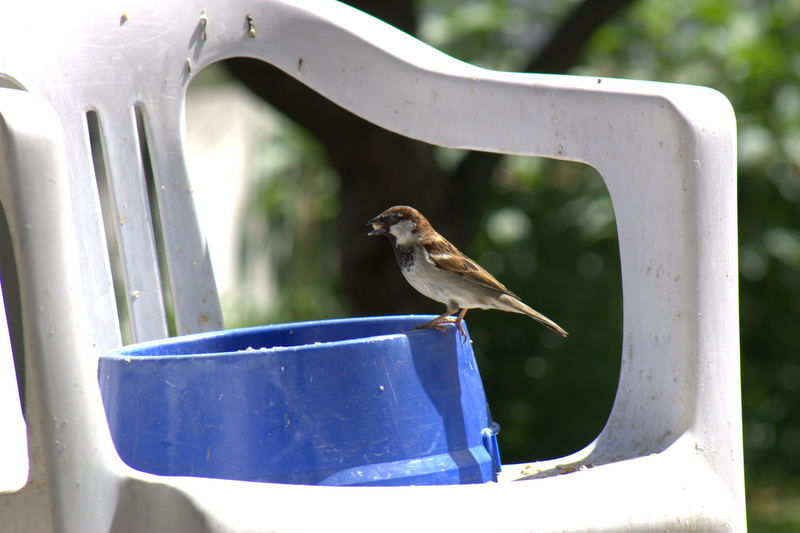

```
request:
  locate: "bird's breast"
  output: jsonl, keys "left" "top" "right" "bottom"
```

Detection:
{"left": 394, "top": 245, "right": 415, "bottom": 271}
{"left": 398, "top": 245, "right": 490, "bottom": 308}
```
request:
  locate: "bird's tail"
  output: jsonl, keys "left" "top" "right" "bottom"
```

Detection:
{"left": 498, "top": 294, "right": 568, "bottom": 337}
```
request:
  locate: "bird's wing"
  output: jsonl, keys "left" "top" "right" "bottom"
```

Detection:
{"left": 423, "top": 236, "right": 518, "bottom": 297}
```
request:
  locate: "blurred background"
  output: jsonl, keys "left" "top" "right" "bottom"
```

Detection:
{"left": 184, "top": 0, "right": 799, "bottom": 530}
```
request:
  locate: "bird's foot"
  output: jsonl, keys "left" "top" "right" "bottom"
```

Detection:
{"left": 414, "top": 313, "right": 468, "bottom": 342}
{"left": 454, "top": 320, "right": 468, "bottom": 343}
{"left": 415, "top": 313, "right": 458, "bottom": 338}
{"left": 414, "top": 318, "right": 451, "bottom": 337}
{"left": 453, "top": 308, "right": 469, "bottom": 342}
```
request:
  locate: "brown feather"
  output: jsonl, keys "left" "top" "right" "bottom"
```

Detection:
{"left": 423, "top": 236, "right": 519, "bottom": 298}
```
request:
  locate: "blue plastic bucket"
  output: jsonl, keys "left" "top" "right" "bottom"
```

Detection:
{"left": 98, "top": 315, "right": 500, "bottom": 486}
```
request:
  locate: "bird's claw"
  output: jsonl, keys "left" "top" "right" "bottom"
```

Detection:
{"left": 414, "top": 319, "right": 468, "bottom": 343}
{"left": 455, "top": 324, "right": 468, "bottom": 343}
{"left": 414, "top": 322, "right": 448, "bottom": 337}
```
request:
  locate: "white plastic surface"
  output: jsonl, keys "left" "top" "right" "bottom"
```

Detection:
{"left": 0, "top": 0, "right": 743, "bottom": 531}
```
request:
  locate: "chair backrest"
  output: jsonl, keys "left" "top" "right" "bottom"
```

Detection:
{"left": 1, "top": 3, "right": 225, "bottom": 349}
{"left": 0, "top": 1, "right": 744, "bottom": 532}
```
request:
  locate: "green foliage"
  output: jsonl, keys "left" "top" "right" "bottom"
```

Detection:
{"left": 467, "top": 160, "right": 622, "bottom": 460}
{"left": 233, "top": 118, "right": 344, "bottom": 326}
{"left": 416, "top": 0, "right": 582, "bottom": 69}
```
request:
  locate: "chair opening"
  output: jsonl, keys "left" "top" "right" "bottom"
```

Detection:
{"left": 86, "top": 110, "right": 131, "bottom": 344}
{"left": 0, "top": 74, "right": 25, "bottom": 90}
{"left": 458, "top": 156, "right": 622, "bottom": 466}
{"left": 184, "top": 62, "right": 622, "bottom": 468}
{"left": 87, "top": 108, "right": 179, "bottom": 343}
{"left": 134, "top": 106, "right": 177, "bottom": 337}
{"left": 0, "top": 204, "right": 29, "bottom": 491}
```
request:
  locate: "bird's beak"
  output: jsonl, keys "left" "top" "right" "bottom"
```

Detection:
{"left": 367, "top": 216, "right": 387, "bottom": 236}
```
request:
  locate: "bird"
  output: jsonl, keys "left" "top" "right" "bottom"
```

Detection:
{"left": 367, "top": 205, "right": 568, "bottom": 340}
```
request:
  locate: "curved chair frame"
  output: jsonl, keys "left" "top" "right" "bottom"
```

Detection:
{"left": 0, "top": 1, "right": 743, "bottom": 531}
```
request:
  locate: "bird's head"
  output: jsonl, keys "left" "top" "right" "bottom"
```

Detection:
{"left": 367, "top": 205, "right": 430, "bottom": 246}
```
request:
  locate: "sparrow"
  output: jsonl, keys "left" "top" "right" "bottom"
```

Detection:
{"left": 367, "top": 205, "right": 568, "bottom": 340}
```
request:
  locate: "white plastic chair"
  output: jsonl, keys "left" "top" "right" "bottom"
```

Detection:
{"left": 0, "top": 0, "right": 744, "bottom": 531}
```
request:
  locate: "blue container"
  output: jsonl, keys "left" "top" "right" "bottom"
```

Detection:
{"left": 98, "top": 315, "right": 500, "bottom": 486}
